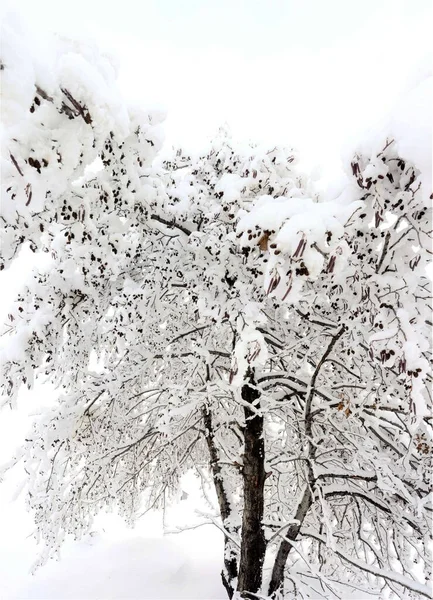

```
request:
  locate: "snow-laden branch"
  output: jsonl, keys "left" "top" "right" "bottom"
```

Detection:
{"left": 302, "top": 529, "right": 433, "bottom": 599}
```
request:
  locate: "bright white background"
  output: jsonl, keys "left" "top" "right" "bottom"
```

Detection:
{"left": 0, "top": 1, "right": 431, "bottom": 597}
{"left": 5, "top": 0, "right": 432, "bottom": 166}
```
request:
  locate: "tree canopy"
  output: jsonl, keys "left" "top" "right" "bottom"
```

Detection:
{"left": 1, "top": 18, "right": 432, "bottom": 600}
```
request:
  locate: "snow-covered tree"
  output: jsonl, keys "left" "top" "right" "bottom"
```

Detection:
{"left": 1, "top": 18, "right": 432, "bottom": 600}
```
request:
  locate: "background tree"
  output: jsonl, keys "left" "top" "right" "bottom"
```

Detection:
{"left": 1, "top": 20, "right": 432, "bottom": 600}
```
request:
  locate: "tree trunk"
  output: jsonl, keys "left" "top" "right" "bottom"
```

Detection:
{"left": 202, "top": 406, "right": 238, "bottom": 598}
{"left": 237, "top": 375, "right": 266, "bottom": 597}
{"left": 268, "top": 486, "right": 312, "bottom": 596}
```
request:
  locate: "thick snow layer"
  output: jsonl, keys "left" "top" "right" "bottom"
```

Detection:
{"left": 390, "top": 76, "right": 432, "bottom": 201}
{"left": 342, "top": 72, "right": 432, "bottom": 202}
{"left": 0, "top": 471, "right": 225, "bottom": 599}
{"left": 3, "top": 534, "right": 224, "bottom": 599}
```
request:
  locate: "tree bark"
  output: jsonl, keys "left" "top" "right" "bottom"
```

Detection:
{"left": 268, "top": 486, "right": 312, "bottom": 596}
{"left": 237, "top": 374, "right": 266, "bottom": 597}
{"left": 202, "top": 406, "right": 238, "bottom": 598}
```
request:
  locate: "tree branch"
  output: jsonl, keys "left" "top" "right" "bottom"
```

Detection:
{"left": 150, "top": 214, "right": 192, "bottom": 236}
{"left": 301, "top": 529, "right": 432, "bottom": 599}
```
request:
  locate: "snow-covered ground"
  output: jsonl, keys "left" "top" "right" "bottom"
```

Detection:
{"left": 0, "top": 397, "right": 225, "bottom": 599}
{"left": 0, "top": 463, "right": 225, "bottom": 599}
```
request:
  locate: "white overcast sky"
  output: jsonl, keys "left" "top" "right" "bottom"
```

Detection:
{"left": 7, "top": 0, "right": 432, "bottom": 176}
